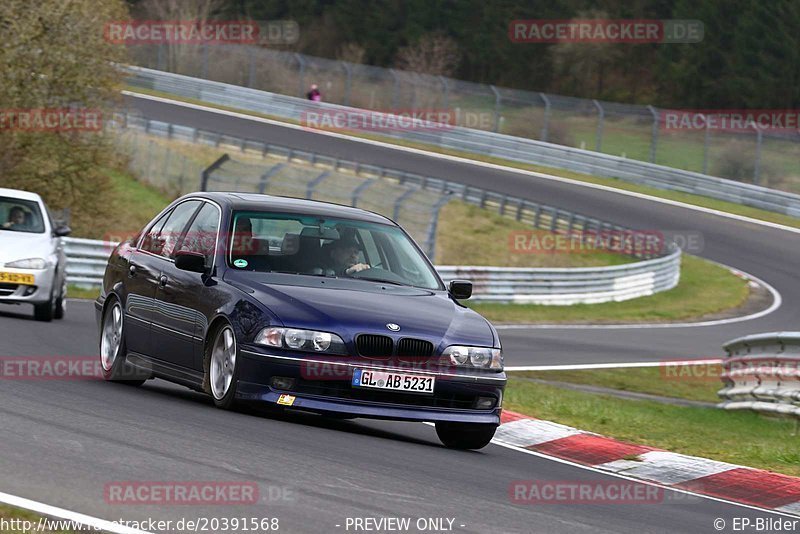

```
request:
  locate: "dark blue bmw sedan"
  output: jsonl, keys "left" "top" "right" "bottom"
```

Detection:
{"left": 96, "top": 192, "right": 506, "bottom": 449}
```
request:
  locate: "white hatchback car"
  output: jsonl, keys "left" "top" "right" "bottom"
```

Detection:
{"left": 0, "top": 188, "right": 71, "bottom": 321}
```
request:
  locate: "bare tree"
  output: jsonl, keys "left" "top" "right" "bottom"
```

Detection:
{"left": 394, "top": 34, "right": 460, "bottom": 76}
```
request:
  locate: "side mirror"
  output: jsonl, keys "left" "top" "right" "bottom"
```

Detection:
{"left": 54, "top": 225, "right": 71, "bottom": 237}
{"left": 449, "top": 280, "right": 472, "bottom": 300}
{"left": 175, "top": 251, "right": 208, "bottom": 274}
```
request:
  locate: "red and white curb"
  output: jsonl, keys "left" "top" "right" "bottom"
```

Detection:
{"left": 496, "top": 410, "right": 800, "bottom": 515}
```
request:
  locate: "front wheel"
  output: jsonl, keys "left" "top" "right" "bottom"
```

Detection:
{"left": 33, "top": 290, "right": 55, "bottom": 322}
{"left": 435, "top": 422, "right": 497, "bottom": 450}
{"left": 206, "top": 324, "right": 240, "bottom": 410}
{"left": 54, "top": 277, "right": 66, "bottom": 320}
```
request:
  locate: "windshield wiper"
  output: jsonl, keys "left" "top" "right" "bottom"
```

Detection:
{"left": 353, "top": 276, "right": 407, "bottom": 287}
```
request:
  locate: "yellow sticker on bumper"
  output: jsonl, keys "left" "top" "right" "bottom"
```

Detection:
{"left": 277, "top": 394, "right": 296, "bottom": 406}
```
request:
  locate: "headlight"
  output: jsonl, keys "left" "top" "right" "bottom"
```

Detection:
{"left": 443, "top": 345, "right": 503, "bottom": 370}
{"left": 255, "top": 327, "right": 346, "bottom": 354}
{"left": 6, "top": 258, "right": 47, "bottom": 269}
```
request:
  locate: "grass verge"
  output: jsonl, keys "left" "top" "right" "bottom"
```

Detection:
{"left": 468, "top": 254, "right": 750, "bottom": 324}
{"left": 0, "top": 504, "right": 79, "bottom": 533}
{"left": 505, "top": 377, "right": 800, "bottom": 476}
{"left": 516, "top": 365, "right": 723, "bottom": 403}
{"left": 127, "top": 86, "right": 800, "bottom": 230}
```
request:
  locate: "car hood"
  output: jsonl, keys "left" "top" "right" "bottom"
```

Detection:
{"left": 0, "top": 232, "right": 54, "bottom": 265}
{"left": 227, "top": 272, "right": 496, "bottom": 348}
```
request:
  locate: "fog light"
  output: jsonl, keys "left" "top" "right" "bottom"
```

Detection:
{"left": 270, "top": 377, "right": 296, "bottom": 390}
{"left": 474, "top": 396, "right": 496, "bottom": 409}
{"left": 24, "top": 286, "right": 37, "bottom": 296}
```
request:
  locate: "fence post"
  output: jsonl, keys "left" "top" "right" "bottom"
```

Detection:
{"left": 593, "top": 99, "right": 604, "bottom": 152}
{"left": 752, "top": 122, "right": 763, "bottom": 185}
{"left": 439, "top": 76, "right": 449, "bottom": 110}
{"left": 200, "top": 154, "right": 230, "bottom": 192}
{"left": 306, "top": 170, "right": 331, "bottom": 199}
{"left": 702, "top": 113, "right": 710, "bottom": 175}
{"left": 295, "top": 53, "right": 307, "bottom": 97}
{"left": 539, "top": 93, "right": 551, "bottom": 141}
{"left": 425, "top": 193, "right": 453, "bottom": 261}
{"left": 247, "top": 47, "right": 256, "bottom": 88}
{"left": 390, "top": 69, "right": 399, "bottom": 109}
{"left": 648, "top": 105, "right": 659, "bottom": 163}
{"left": 341, "top": 61, "right": 352, "bottom": 106}
{"left": 392, "top": 188, "right": 418, "bottom": 221}
{"left": 351, "top": 178, "right": 376, "bottom": 207}
{"left": 201, "top": 43, "right": 209, "bottom": 79}
{"left": 490, "top": 85, "right": 501, "bottom": 133}
{"left": 157, "top": 42, "right": 166, "bottom": 71}
{"left": 258, "top": 163, "right": 286, "bottom": 194}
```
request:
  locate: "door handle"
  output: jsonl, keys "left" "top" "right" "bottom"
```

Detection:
{"left": 159, "top": 274, "right": 168, "bottom": 287}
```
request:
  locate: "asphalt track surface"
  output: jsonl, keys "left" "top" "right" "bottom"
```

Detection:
{"left": 0, "top": 94, "right": 797, "bottom": 533}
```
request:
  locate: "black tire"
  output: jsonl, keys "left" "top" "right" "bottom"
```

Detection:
{"left": 33, "top": 290, "right": 55, "bottom": 322}
{"left": 435, "top": 422, "right": 498, "bottom": 450}
{"left": 54, "top": 277, "right": 66, "bottom": 320}
{"left": 99, "top": 299, "right": 146, "bottom": 386}
{"left": 204, "top": 323, "right": 240, "bottom": 410}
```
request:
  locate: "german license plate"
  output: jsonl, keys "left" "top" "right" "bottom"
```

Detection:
{"left": 352, "top": 369, "right": 435, "bottom": 394}
{"left": 0, "top": 271, "right": 34, "bottom": 285}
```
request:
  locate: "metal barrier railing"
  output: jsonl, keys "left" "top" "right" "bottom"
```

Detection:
{"left": 718, "top": 333, "right": 800, "bottom": 418}
{"left": 123, "top": 65, "right": 800, "bottom": 218}
{"left": 66, "top": 238, "right": 680, "bottom": 305}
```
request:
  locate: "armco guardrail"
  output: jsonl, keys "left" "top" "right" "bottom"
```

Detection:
{"left": 717, "top": 333, "right": 800, "bottom": 417}
{"left": 126, "top": 66, "right": 800, "bottom": 218}
{"left": 65, "top": 238, "right": 680, "bottom": 305}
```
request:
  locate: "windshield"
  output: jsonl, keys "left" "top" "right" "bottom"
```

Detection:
{"left": 228, "top": 211, "right": 443, "bottom": 290}
{"left": 0, "top": 197, "right": 45, "bottom": 234}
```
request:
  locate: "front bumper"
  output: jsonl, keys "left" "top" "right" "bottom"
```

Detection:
{"left": 237, "top": 347, "right": 506, "bottom": 424}
{"left": 0, "top": 266, "right": 56, "bottom": 305}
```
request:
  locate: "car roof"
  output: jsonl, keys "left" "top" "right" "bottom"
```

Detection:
{"left": 189, "top": 192, "right": 395, "bottom": 225}
{"left": 0, "top": 188, "right": 44, "bottom": 203}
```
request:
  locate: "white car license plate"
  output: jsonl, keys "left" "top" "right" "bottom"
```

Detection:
{"left": 352, "top": 369, "right": 435, "bottom": 395}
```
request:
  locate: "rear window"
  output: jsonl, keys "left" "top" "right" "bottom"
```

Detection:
{"left": 0, "top": 197, "right": 45, "bottom": 234}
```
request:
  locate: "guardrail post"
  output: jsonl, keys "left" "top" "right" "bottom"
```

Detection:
{"left": 593, "top": 99, "right": 604, "bottom": 152}
{"left": 157, "top": 42, "right": 166, "bottom": 71}
{"left": 539, "top": 93, "right": 551, "bottom": 141}
{"left": 351, "top": 178, "right": 375, "bottom": 207}
{"left": 490, "top": 85, "right": 501, "bottom": 133}
{"left": 201, "top": 43, "right": 209, "bottom": 79}
{"left": 392, "top": 188, "right": 418, "bottom": 221}
{"left": 341, "top": 61, "right": 352, "bottom": 106}
{"left": 390, "top": 69, "right": 399, "bottom": 109}
{"left": 247, "top": 47, "right": 256, "bottom": 88}
{"left": 200, "top": 154, "right": 230, "bottom": 192}
{"left": 648, "top": 105, "right": 659, "bottom": 163}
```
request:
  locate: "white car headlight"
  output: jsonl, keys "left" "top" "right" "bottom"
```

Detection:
{"left": 443, "top": 345, "right": 503, "bottom": 370}
{"left": 6, "top": 258, "right": 47, "bottom": 270}
{"left": 255, "top": 327, "right": 346, "bottom": 354}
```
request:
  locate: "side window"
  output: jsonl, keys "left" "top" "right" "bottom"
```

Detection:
{"left": 177, "top": 203, "right": 220, "bottom": 267}
{"left": 142, "top": 201, "right": 201, "bottom": 258}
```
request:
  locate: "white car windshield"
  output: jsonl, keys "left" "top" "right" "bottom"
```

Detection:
{"left": 0, "top": 197, "right": 45, "bottom": 234}
{"left": 228, "top": 211, "right": 443, "bottom": 290}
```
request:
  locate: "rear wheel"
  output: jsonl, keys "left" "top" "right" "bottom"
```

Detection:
{"left": 435, "top": 422, "right": 497, "bottom": 450}
{"left": 206, "top": 324, "right": 239, "bottom": 410}
{"left": 100, "top": 300, "right": 145, "bottom": 385}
